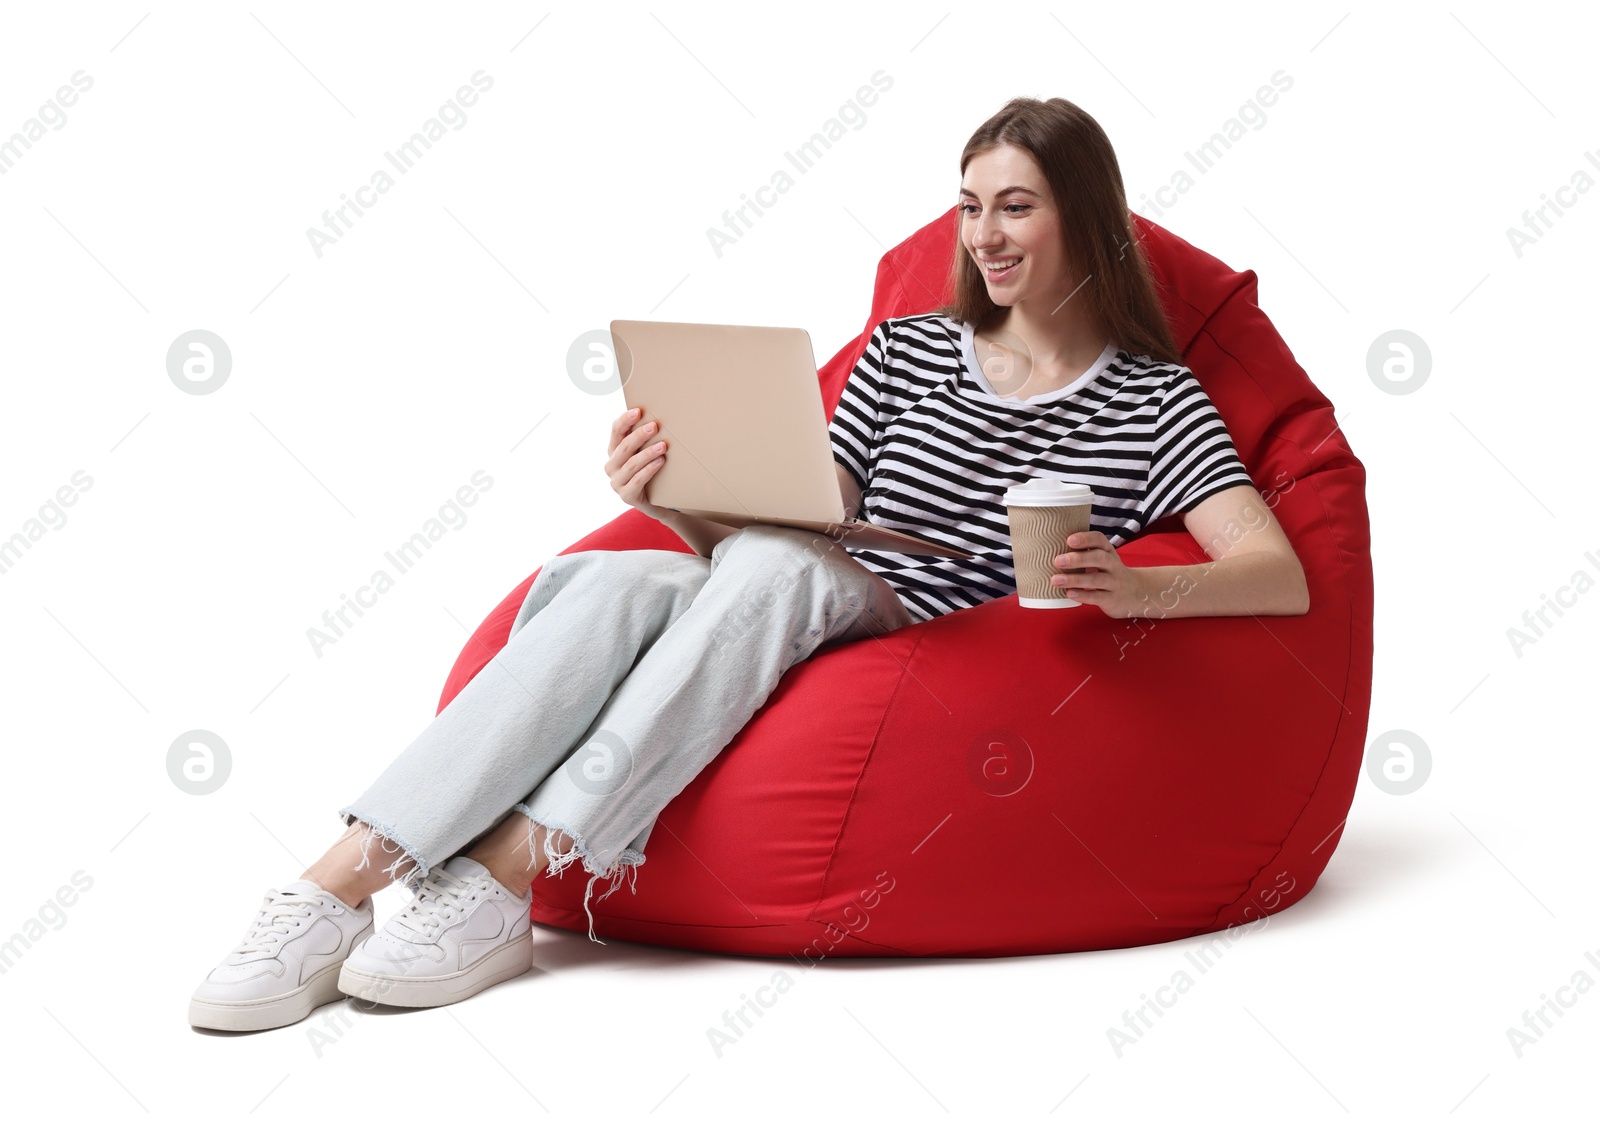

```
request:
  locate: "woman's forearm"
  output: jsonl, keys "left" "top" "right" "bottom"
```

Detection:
{"left": 652, "top": 508, "right": 742, "bottom": 559}
{"left": 1132, "top": 551, "right": 1310, "bottom": 618}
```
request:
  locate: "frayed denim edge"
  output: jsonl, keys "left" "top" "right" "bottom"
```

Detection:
{"left": 336, "top": 807, "right": 429, "bottom": 894}
{"left": 511, "top": 802, "right": 646, "bottom": 945}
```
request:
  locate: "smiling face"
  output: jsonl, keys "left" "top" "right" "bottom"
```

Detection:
{"left": 958, "top": 143, "right": 1074, "bottom": 309}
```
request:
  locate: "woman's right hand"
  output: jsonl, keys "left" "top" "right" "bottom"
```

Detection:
{"left": 606, "top": 406, "right": 669, "bottom": 517}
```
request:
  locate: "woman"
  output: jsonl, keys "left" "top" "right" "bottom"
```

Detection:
{"left": 189, "top": 96, "right": 1307, "bottom": 1033}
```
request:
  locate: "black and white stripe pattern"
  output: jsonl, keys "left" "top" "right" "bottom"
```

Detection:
{"left": 828, "top": 313, "right": 1256, "bottom": 624}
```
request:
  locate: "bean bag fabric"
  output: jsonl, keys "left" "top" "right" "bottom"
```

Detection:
{"left": 437, "top": 209, "right": 1373, "bottom": 957}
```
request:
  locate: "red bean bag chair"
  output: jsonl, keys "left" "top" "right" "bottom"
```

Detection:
{"left": 437, "top": 208, "right": 1373, "bottom": 957}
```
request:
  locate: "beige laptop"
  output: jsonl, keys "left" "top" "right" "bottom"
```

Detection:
{"left": 610, "top": 319, "right": 975, "bottom": 559}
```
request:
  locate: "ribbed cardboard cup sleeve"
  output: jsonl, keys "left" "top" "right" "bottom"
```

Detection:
{"left": 1007, "top": 503, "right": 1093, "bottom": 607}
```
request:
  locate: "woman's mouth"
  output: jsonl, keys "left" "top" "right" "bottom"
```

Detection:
{"left": 981, "top": 256, "right": 1022, "bottom": 282}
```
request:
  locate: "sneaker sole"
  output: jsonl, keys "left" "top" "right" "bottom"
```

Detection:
{"left": 337, "top": 930, "right": 534, "bottom": 1009}
{"left": 189, "top": 958, "right": 350, "bottom": 1032}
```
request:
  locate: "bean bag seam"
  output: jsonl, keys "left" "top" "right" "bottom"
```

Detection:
{"left": 883, "top": 242, "right": 945, "bottom": 318}
{"left": 1185, "top": 299, "right": 1293, "bottom": 419}
{"left": 1132, "top": 212, "right": 1256, "bottom": 346}
{"left": 1194, "top": 433, "right": 1364, "bottom": 934}
{"left": 1169, "top": 287, "right": 1368, "bottom": 935}
{"left": 1176, "top": 299, "right": 1368, "bottom": 933}
{"left": 796, "top": 926, "right": 916, "bottom": 957}
{"left": 804, "top": 624, "right": 932, "bottom": 924}
{"left": 1151, "top": 265, "right": 1252, "bottom": 358}
{"left": 528, "top": 896, "right": 918, "bottom": 954}
{"left": 1192, "top": 320, "right": 1370, "bottom": 577}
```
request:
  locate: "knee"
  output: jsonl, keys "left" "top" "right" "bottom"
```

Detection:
{"left": 517, "top": 548, "right": 707, "bottom": 631}
{"left": 551, "top": 547, "right": 706, "bottom": 587}
{"left": 713, "top": 524, "right": 839, "bottom": 575}
{"left": 721, "top": 528, "right": 871, "bottom": 605}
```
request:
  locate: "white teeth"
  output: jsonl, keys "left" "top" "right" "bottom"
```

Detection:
{"left": 984, "top": 258, "right": 1021, "bottom": 271}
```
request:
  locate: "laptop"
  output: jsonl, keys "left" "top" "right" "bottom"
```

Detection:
{"left": 610, "top": 319, "right": 975, "bottom": 559}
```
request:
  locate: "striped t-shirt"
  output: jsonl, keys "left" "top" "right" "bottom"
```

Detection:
{"left": 827, "top": 313, "right": 1256, "bottom": 624}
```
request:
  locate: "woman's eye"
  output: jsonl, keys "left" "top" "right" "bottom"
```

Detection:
{"left": 959, "top": 203, "right": 1030, "bottom": 215}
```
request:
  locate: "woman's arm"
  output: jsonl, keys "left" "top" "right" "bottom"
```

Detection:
{"left": 607, "top": 405, "right": 742, "bottom": 558}
{"left": 657, "top": 464, "right": 857, "bottom": 558}
{"left": 1053, "top": 484, "right": 1310, "bottom": 619}
{"left": 645, "top": 463, "right": 857, "bottom": 559}
{"left": 652, "top": 508, "right": 742, "bottom": 559}
{"left": 836, "top": 460, "right": 864, "bottom": 522}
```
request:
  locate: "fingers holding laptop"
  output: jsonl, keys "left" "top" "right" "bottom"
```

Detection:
{"left": 607, "top": 406, "right": 669, "bottom": 516}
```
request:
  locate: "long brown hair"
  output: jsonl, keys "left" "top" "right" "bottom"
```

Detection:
{"left": 934, "top": 97, "right": 1179, "bottom": 364}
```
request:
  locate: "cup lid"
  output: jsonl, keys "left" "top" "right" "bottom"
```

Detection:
{"left": 1003, "top": 476, "right": 1093, "bottom": 506}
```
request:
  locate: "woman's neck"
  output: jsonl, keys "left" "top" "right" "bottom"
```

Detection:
{"left": 988, "top": 300, "right": 1109, "bottom": 374}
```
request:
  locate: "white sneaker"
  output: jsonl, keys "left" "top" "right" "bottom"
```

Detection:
{"left": 338, "top": 856, "right": 533, "bottom": 1009}
{"left": 189, "top": 879, "right": 374, "bottom": 1032}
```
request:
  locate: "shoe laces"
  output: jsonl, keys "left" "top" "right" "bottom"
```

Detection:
{"left": 234, "top": 888, "right": 330, "bottom": 957}
{"left": 392, "top": 867, "right": 493, "bottom": 942}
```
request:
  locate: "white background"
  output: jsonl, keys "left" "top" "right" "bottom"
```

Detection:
{"left": 0, "top": 1, "right": 1594, "bottom": 1122}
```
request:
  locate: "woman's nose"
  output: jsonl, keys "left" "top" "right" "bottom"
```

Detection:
{"left": 972, "top": 212, "right": 1001, "bottom": 250}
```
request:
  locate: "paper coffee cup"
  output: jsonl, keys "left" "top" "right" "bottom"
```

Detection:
{"left": 1004, "top": 477, "right": 1095, "bottom": 609}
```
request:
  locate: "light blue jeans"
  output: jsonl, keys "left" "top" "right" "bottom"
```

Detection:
{"left": 336, "top": 523, "right": 914, "bottom": 942}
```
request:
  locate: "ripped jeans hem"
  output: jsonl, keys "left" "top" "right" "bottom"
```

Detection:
{"left": 336, "top": 807, "right": 430, "bottom": 894}
{"left": 511, "top": 803, "right": 646, "bottom": 946}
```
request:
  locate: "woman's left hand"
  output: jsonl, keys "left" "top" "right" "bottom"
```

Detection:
{"left": 1052, "top": 532, "right": 1149, "bottom": 619}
